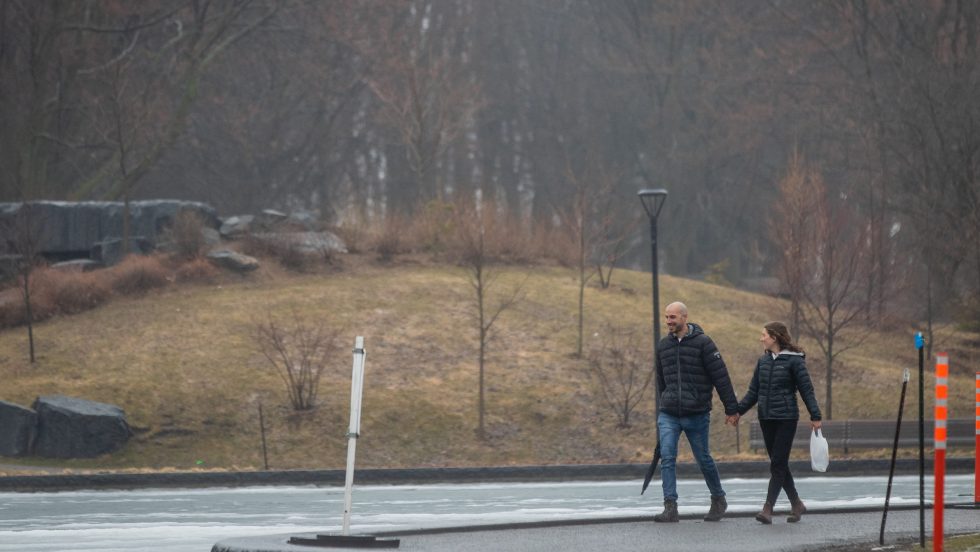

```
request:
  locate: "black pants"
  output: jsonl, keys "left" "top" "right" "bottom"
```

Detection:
{"left": 759, "top": 419, "right": 801, "bottom": 506}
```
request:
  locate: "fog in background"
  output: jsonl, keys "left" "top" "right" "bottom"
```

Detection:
{"left": 3, "top": 0, "right": 979, "bottom": 330}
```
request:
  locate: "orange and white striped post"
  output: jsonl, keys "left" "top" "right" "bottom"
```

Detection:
{"left": 934, "top": 353, "right": 948, "bottom": 552}
{"left": 974, "top": 372, "right": 979, "bottom": 505}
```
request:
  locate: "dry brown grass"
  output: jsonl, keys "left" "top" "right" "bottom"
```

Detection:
{"left": 174, "top": 257, "right": 220, "bottom": 284}
{"left": 1, "top": 255, "right": 977, "bottom": 472}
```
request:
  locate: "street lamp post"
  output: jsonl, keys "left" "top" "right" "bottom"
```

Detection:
{"left": 638, "top": 187, "right": 669, "bottom": 488}
{"left": 638, "top": 188, "right": 669, "bottom": 348}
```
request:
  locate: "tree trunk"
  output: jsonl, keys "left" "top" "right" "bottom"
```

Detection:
{"left": 23, "top": 272, "right": 35, "bottom": 364}
{"left": 825, "top": 335, "right": 834, "bottom": 420}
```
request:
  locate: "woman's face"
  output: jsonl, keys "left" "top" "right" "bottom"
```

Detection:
{"left": 760, "top": 329, "right": 778, "bottom": 352}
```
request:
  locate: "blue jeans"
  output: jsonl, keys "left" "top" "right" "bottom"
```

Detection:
{"left": 657, "top": 411, "right": 725, "bottom": 501}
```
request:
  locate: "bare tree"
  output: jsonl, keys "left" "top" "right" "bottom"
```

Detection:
{"left": 586, "top": 325, "right": 654, "bottom": 428}
{"left": 253, "top": 311, "right": 343, "bottom": 411}
{"left": 450, "top": 201, "right": 525, "bottom": 438}
{"left": 557, "top": 155, "right": 627, "bottom": 357}
{"left": 0, "top": 1, "right": 282, "bottom": 203}
{"left": 344, "top": 1, "right": 483, "bottom": 207}
{"left": 771, "top": 164, "right": 867, "bottom": 419}
{"left": 771, "top": 149, "right": 819, "bottom": 338}
{"left": 2, "top": 203, "right": 47, "bottom": 364}
{"left": 795, "top": 1, "right": 980, "bottom": 331}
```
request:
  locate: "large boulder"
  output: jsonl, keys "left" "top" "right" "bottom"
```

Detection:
{"left": 251, "top": 231, "right": 348, "bottom": 255}
{"left": 0, "top": 400, "right": 37, "bottom": 457}
{"left": 207, "top": 249, "right": 260, "bottom": 273}
{"left": 90, "top": 236, "right": 154, "bottom": 266}
{"left": 32, "top": 395, "right": 132, "bottom": 459}
{"left": 0, "top": 200, "right": 219, "bottom": 262}
{"left": 218, "top": 215, "right": 254, "bottom": 239}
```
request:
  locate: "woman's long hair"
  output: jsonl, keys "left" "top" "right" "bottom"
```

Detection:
{"left": 764, "top": 321, "right": 804, "bottom": 354}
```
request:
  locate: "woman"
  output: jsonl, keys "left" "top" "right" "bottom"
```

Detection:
{"left": 735, "top": 321, "right": 822, "bottom": 524}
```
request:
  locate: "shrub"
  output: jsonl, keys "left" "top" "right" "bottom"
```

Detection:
{"left": 166, "top": 210, "right": 209, "bottom": 260}
{"left": 528, "top": 220, "right": 575, "bottom": 267}
{"left": 34, "top": 268, "right": 112, "bottom": 314}
{"left": 586, "top": 326, "right": 654, "bottom": 428}
{"left": 411, "top": 200, "right": 456, "bottom": 253}
{"left": 0, "top": 277, "right": 56, "bottom": 328}
{"left": 371, "top": 215, "right": 411, "bottom": 261}
{"left": 242, "top": 234, "right": 316, "bottom": 272}
{"left": 332, "top": 217, "right": 369, "bottom": 255}
{"left": 253, "top": 312, "right": 343, "bottom": 411}
{"left": 107, "top": 255, "right": 170, "bottom": 295}
{"left": 175, "top": 257, "right": 220, "bottom": 284}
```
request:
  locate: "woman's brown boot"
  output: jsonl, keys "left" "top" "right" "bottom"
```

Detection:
{"left": 755, "top": 502, "right": 773, "bottom": 524}
{"left": 787, "top": 498, "right": 806, "bottom": 523}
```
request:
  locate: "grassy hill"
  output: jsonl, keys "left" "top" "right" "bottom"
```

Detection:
{"left": 1, "top": 253, "right": 978, "bottom": 474}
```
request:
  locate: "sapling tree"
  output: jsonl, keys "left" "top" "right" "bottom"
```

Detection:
{"left": 253, "top": 311, "right": 342, "bottom": 411}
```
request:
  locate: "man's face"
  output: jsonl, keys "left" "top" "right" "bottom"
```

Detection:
{"left": 664, "top": 305, "right": 687, "bottom": 335}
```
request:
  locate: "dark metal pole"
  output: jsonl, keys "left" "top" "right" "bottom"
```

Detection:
{"left": 880, "top": 367, "right": 910, "bottom": 545}
{"left": 638, "top": 188, "right": 666, "bottom": 493}
{"left": 259, "top": 402, "right": 269, "bottom": 471}
{"left": 916, "top": 332, "right": 925, "bottom": 548}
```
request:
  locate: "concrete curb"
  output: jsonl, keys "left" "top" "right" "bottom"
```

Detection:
{"left": 0, "top": 457, "right": 973, "bottom": 492}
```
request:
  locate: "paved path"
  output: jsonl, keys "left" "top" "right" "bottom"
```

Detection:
{"left": 212, "top": 506, "right": 980, "bottom": 552}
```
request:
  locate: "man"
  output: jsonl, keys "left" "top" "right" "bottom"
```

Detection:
{"left": 653, "top": 301, "right": 739, "bottom": 522}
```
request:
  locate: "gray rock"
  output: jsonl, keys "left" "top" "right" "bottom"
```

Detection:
{"left": 286, "top": 211, "right": 317, "bottom": 231}
{"left": 0, "top": 200, "right": 219, "bottom": 260}
{"left": 31, "top": 395, "right": 131, "bottom": 459}
{"left": 251, "top": 210, "right": 291, "bottom": 233}
{"left": 219, "top": 215, "right": 254, "bottom": 239}
{"left": 0, "top": 254, "right": 21, "bottom": 280}
{"left": 50, "top": 259, "right": 103, "bottom": 272}
{"left": 91, "top": 236, "right": 154, "bottom": 266}
{"left": 207, "top": 249, "right": 260, "bottom": 273}
{"left": 0, "top": 401, "right": 37, "bottom": 457}
{"left": 201, "top": 227, "right": 221, "bottom": 247}
{"left": 252, "top": 231, "right": 347, "bottom": 255}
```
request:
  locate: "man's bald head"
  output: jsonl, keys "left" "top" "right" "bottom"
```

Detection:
{"left": 664, "top": 302, "right": 689, "bottom": 337}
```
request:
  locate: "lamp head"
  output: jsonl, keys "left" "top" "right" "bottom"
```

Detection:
{"left": 637, "top": 188, "right": 668, "bottom": 219}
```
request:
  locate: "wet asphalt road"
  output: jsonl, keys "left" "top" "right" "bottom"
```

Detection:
{"left": 213, "top": 506, "right": 980, "bottom": 552}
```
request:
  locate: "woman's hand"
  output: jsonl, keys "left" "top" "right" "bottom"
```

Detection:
{"left": 811, "top": 420, "right": 822, "bottom": 430}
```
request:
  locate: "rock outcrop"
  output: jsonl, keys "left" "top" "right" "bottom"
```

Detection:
{"left": 0, "top": 400, "right": 37, "bottom": 457}
{"left": 31, "top": 395, "right": 132, "bottom": 459}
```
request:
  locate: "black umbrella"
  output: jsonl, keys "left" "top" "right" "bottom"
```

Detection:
{"left": 640, "top": 439, "right": 661, "bottom": 495}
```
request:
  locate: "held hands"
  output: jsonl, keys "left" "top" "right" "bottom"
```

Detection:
{"left": 725, "top": 414, "right": 740, "bottom": 426}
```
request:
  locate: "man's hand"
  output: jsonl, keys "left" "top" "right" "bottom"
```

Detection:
{"left": 726, "top": 414, "right": 740, "bottom": 426}
{"left": 811, "top": 420, "right": 822, "bottom": 430}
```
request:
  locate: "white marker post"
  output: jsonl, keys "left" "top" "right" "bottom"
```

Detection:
{"left": 287, "top": 337, "right": 398, "bottom": 548}
{"left": 342, "top": 336, "right": 366, "bottom": 536}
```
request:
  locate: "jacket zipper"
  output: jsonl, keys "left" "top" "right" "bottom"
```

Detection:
{"left": 764, "top": 355, "right": 775, "bottom": 419}
{"left": 675, "top": 336, "right": 683, "bottom": 417}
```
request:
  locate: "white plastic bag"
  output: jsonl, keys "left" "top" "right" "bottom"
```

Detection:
{"left": 810, "top": 428, "right": 829, "bottom": 472}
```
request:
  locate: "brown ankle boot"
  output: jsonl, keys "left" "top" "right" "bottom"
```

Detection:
{"left": 787, "top": 498, "right": 806, "bottom": 523}
{"left": 654, "top": 499, "right": 679, "bottom": 522}
{"left": 755, "top": 502, "right": 773, "bottom": 524}
{"left": 703, "top": 495, "right": 727, "bottom": 522}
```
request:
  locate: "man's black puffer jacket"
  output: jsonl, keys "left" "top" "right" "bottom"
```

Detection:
{"left": 655, "top": 323, "right": 738, "bottom": 417}
{"left": 737, "top": 351, "right": 822, "bottom": 421}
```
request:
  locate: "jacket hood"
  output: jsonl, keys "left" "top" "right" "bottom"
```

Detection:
{"left": 681, "top": 323, "right": 704, "bottom": 339}
{"left": 769, "top": 350, "right": 805, "bottom": 358}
